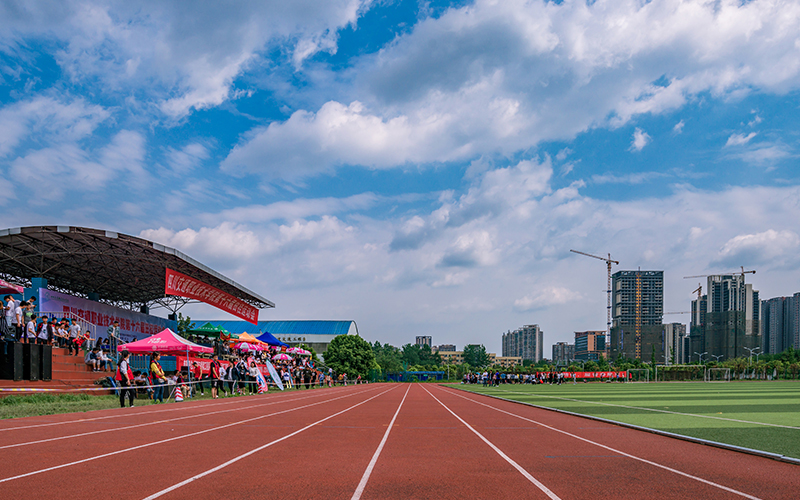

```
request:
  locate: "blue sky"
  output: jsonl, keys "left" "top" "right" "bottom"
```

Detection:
{"left": 2, "top": 0, "right": 800, "bottom": 353}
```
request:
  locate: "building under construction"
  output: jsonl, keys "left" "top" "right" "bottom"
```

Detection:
{"left": 609, "top": 270, "right": 664, "bottom": 361}
{"left": 690, "top": 274, "right": 760, "bottom": 361}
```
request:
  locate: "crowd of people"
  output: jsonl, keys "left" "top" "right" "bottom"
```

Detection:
{"left": 464, "top": 371, "right": 570, "bottom": 386}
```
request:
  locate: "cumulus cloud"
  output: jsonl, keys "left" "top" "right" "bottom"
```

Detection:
{"left": 629, "top": 128, "right": 651, "bottom": 152}
{"left": 714, "top": 230, "right": 800, "bottom": 268}
{"left": 0, "top": 0, "right": 369, "bottom": 118}
{"left": 221, "top": 0, "right": 800, "bottom": 177}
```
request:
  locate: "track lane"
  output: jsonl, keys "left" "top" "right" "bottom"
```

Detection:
{"left": 0, "top": 384, "right": 352, "bottom": 433}
{"left": 147, "top": 384, "right": 407, "bottom": 500}
{"left": 356, "top": 384, "right": 557, "bottom": 500}
{"left": 0, "top": 387, "right": 348, "bottom": 449}
{"left": 435, "top": 385, "right": 800, "bottom": 499}
{"left": 0, "top": 385, "right": 382, "bottom": 492}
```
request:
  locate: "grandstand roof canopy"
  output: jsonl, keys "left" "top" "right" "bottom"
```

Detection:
{"left": 0, "top": 226, "right": 274, "bottom": 312}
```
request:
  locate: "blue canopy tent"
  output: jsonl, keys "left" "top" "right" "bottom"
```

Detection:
{"left": 256, "top": 330, "right": 289, "bottom": 347}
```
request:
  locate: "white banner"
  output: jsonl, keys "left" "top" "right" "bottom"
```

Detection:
{"left": 38, "top": 288, "right": 176, "bottom": 342}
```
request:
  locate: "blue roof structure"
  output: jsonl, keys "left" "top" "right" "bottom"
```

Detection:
{"left": 199, "top": 320, "right": 358, "bottom": 337}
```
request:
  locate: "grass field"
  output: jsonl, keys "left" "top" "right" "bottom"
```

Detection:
{"left": 449, "top": 380, "right": 800, "bottom": 459}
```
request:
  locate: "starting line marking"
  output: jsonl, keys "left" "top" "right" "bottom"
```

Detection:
{"left": 143, "top": 386, "right": 398, "bottom": 500}
{"left": 0, "top": 386, "right": 380, "bottom": 484}
{"left": 422, "top": 385, "right": 561, "bottom": 500}
{"left": 485, "top": 388, "right": 800, "bottom": 430}
{"left": 351, "top": 384, "right": 411, "bottom": 500}
{"left": 441, "top": 387, "right": 764, "bottom": 500}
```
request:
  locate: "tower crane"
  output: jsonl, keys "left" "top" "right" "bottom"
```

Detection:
{"left": 570, "top": 249, "right": 619, "bottom": 346}
{"left": 683, "top": 266, "right": 755, "bottom": 279}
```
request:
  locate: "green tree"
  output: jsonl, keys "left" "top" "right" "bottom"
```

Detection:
{"left": 373, "top": 342, "right": 403, "bottom": 373}
{"left": 324, "top": 335, "right": 379, "bottom": 377}
{"left": 176, "top": 313, "right": 195, "bottom": 337}
{"left": 463, "top": 344, "right": 490, "bottom": 368}
{"left": 401, "top": 343, "right": 421, "bottom": 366}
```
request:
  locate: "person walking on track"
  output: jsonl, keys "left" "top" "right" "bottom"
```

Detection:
{"left": 117, "top": 350, "right": 135, "bottom": 408}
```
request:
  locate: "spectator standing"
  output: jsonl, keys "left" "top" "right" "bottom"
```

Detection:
{"left": 36, "top": 316, "right": 49, "bottom": 345}
{"left": 25, "top": 313, "right": 37, "bottom": 343}
{"left": 150, "top": 353, "right": 166, "bottom": 403}
{"left": 210, "top": 355, "right": 221, "bottom": 399}
{"left": 15, "top": 301, "right": 26, "bottom": 342}
{"left": 107, "top": 320, "right": 120, "bottom": 354}
{"left": 117, "top": 350, "right": 135, "bottom": 408}
{"left": 3, "top": 295, "right": 15, "bottom": 339}
{"left": 192, "top": 362, "right": 204, "bottom": 396}
{"left": 68, "top": 320, "right": 81, "bottom": 355}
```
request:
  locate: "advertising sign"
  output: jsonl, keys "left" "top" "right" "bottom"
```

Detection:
{"left": 38, "top": 288, "right": 176, "bottom": 342}
{"left": 165, "top": 268, "right": 259, "bottom": 324}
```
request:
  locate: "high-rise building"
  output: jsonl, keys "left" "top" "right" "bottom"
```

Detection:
{"left": 502, "top": 325, "right": 543, "bottom": 362}
{"left": 436, "top": 344, "right": 456, "bottom": 352}
{"left": 574, "top": 331, "right": 606, "bottom": 361}
{"left": 761, "top": 293, "right": 800, "bottom": 354}
{"left": 552, "top": 342, "right": 575, "bottom": 364}
{"left": 609, "top": 270, "right": 664, "bottom": 360}
{"left": 415, "top": 336, "right": 432, "bottom": 348}
{"left": 691, "top": 274, "right": 760, "bottom": 361}
{"left": 662, "top": 323, "right": 687, "bottom": 364}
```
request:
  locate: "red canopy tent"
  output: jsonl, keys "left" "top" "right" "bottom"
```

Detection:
{"left": 116, "top": 328, "right": 213, "bottom": 354}
{"left": 0, "top": 279, "right": 23, "bottom": 295}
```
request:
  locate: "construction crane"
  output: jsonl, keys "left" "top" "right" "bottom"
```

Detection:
{"left": 570, "top": 249, "right": 619, "bottom": 346}
{"left": 664, "top": 311, "right": 690, "bottom": 315}
{"left": 683, "top": 266, "right": 755, "bottom": 279}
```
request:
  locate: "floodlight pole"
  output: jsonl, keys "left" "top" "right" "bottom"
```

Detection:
{"left": 694, "top": 351, "right": 707, "bottom": 364}
{"left": 744, "top": 346, "right": 760, "bottom": 365}
{"left": 710, "top": 354, "right": 723, "bottom": 363}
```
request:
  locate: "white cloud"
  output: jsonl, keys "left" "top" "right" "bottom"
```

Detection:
{"left": 514, "top": 287, "right": 582, "bottom": 312}
{"left": 216, "top": 0, "right": 800, "bottom": 177}
{"left": 732, "top": 142, "right": 793, "bottom": 166}
{"left": 629, "top": 128, "right": 651, "bottom": 152}
{"left": 0, "top": 1, "right": 369, "bottom": 119}
{"left": 166, "top": 143, "right": 210, "bottom": 174}
{"left": 0, "top": 96, "right": 109, "bottom": 157}
{"left": 673, "top": 120, "right": 684, "bottom": 134}
{"left": 725, "top": 132, "right": 757, "bottom": 147}
{"left": 715, "top": 230, "right": 800, "bottom": 268}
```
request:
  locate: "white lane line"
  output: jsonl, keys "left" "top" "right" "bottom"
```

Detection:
{"left": 351, "top": 384, "right": 411, "bottom": 500}
{"left": 421, "top": 386, "right": 561, "bottom": 500}
{"left": 0, "top": 389, "right": 335, "bottom": 450}
{"left": 442, "top": 387, "right": 764, "bottom": 500}
{"left": 0, "top": 386, "right": 380, "bottom": 484}
{"left": 143, "top": 386, "right": 397, "bottom": 500}
{"left": 0, "top": 386, "right": 337, "bottom": 433}
{"left": 486, "top": 389, "right": 800, "bottom": 430}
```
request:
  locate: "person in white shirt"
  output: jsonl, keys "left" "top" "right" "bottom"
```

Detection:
{"left": 25, "top": 314, "right": 37, "bottom": 343}
{"left": 68, "top": 321, "right": 81, "bottom": 355}
{"left": 15, "top": 301, "right": 25, "bottom": 342}
{"left": 3, "top": 296, "right": 15, "bottom": 334}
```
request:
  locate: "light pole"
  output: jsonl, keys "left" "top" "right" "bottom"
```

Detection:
{"left": 744, "top": 346, "right": 760, "bottom": 365}
{"left": 694, "top": 351, "right": 707, "bottom": 364}
{"left": 710, "top": 354, "right": 723, "bottom": 363}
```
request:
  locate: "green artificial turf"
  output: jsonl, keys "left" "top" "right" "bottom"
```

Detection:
{"left": 449, "top": 381, "right": 800, "bottom": 459}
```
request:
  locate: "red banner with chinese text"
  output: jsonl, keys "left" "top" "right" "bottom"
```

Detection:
{"left": 165, "top": 268, "right": 259, "bottom": 324}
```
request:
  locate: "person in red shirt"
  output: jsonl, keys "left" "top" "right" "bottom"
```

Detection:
{"left": 210, "top": 355, "right": 221, "bottom": 399}
{"left": 192, "top": 361, "right": 205, "bottom": 396}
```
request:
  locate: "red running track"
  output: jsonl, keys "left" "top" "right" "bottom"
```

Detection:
{"left": 0, "top": 383, "right": 797, "bottom": 499}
